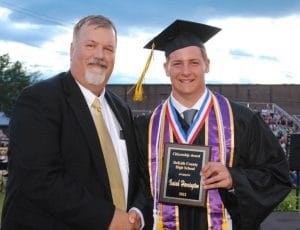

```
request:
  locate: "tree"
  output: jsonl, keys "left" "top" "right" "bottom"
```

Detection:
{"left": 0, "top": 54, "right": 40, "bottom": 117}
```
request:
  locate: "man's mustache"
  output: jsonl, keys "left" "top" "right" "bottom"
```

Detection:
{"left": 87, "top": 59, "right": 107, "bottom": 68}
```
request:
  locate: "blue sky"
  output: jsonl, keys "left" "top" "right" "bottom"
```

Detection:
{"left": 0, "top": 0, "right": 300, "bottom": 84}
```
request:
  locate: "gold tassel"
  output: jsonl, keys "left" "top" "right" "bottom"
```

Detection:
{"left": 128, "top": 43, "right": 155, "bottom": 101}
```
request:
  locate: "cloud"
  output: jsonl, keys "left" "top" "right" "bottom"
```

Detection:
{"left": 0, "top": 25, "right": 72, "bottom": 78}
{"left": 112, "top": 15, "right": 300, "bottom": 84}
{"left": 111, "top": 27, "right": 169, "bottom": 84}
{"left": 0, "top": 6, "right": 69, "bottom": 47}
{"left": 4, "top": 0, "right": 300, "bottom": 30}
{"left": 0, "top": 2, "right": 299, "bottom": 85}
{"left": 206, "top": 16, "right": 300, "bottom": 84}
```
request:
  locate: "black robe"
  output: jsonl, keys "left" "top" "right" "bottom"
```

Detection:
{"left": 135, "top": 99, "right": 291, "bottom": 230}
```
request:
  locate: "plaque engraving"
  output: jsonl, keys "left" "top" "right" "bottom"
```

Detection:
{"left": 159, "top": 143, "right": 211, "bottom": 207}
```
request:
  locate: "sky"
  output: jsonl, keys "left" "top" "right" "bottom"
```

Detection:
{"left": 0, "top": 0, "right": 300, "bottom": 85}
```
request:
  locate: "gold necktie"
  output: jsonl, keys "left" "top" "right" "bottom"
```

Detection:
{"left": 92, "top": 98, "right": 126, "bottom": 210}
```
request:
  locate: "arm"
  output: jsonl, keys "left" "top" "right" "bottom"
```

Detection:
{"left": 221, "top": 106, "right": 291, "bottom": 228}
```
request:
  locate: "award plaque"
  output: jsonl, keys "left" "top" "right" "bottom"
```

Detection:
{"left": 159, "top": 143, "right": 211, "bottom": 207}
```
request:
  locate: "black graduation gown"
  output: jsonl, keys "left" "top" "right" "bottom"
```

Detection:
{"left": 135, "top": 100, "right": 291, "bottom": 230}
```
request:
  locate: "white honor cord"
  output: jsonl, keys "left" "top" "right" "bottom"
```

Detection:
{"left": 153, "top": 209, "right": 159, "bottom": 230}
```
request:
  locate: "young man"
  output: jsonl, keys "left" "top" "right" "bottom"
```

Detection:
{"left": 135, "top": 19, "right": 291, "bottom": 230}
{"left": 2, "top": 15, "right": 152, "bottom": 229}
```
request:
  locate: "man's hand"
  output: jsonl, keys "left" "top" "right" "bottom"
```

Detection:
{"left": 108, "top": 208, "right": 141, "bottom": 230}
{"left": 128, "top": 210, "right": 141, "bottom": 229}
{"left": 201, "top": 162, "right": 233, "bottom": 190}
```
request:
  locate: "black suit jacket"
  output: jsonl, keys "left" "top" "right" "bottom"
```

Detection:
{"left": 1, "top": 72, "right": 153, "bottom": 230}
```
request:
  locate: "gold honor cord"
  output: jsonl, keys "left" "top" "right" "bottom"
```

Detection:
{"left": 127, "top": 43, "right": 155, "bottom": 101}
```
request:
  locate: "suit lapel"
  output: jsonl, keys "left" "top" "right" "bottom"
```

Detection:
{"left": 104, "top": 90, "right": 126, "bottom": 129}
{"left": 105, "top": 90, "right": 135, "bottom": 204}
{"left": 61, "top": 72, "right": 111, "bottom": 196}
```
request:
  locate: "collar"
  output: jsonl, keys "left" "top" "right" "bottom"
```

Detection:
{"left": 75, "top": 80, "right": 106, "bottom": 107}
{"left": 170, "top": 87, "right": 208, "bottom": 116}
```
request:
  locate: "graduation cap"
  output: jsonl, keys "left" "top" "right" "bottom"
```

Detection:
{"left": 130, "top": 19, "right": 221, "bottom": 101}
{"left": 144, "top": 19, "right": 221, "bottom": 57}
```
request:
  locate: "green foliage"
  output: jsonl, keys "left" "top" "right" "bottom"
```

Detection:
{"left": 0, "top": 53, "right": 40, "bottom": 117}
{"left": 275, "top": 189, "right": 299, "bottom": 211}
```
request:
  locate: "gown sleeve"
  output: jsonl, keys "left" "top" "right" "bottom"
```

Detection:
{"left": 220, "top": 102, "right": 292, "bottom": 229}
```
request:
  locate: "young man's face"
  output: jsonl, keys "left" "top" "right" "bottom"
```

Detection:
{"left": 164, "top": 46, "right": 210, "bottom": 106}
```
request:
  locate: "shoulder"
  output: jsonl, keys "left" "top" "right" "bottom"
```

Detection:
{"left": 211, "top": 91, "right": 256, "bottom": 124}
{"left": 105, "top": 88, "right": 126, "bottom": 106}
{"left": 21, "top": 72, "right": 67, "bottom": 98}
{"left": 105, "top": 88, "right": 134, "bottom": 120}
{"left": 229, "top": 100, "right": 255, "bottom": 121}
{"left": 212, "top": 92, "right": 264, "bottom": 132}
{"left": 227, "top": 99, "right": 274, "bottom": 143}
{"left": 15, "top": 72, "right": 69, "bottom": 114}
{"left": 134, "top": 113, "right": 151, "bottom": 127}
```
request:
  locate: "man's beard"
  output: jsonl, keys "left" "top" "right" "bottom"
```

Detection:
{"left": 85, "top": 67, "right": 106, "bottom": 85}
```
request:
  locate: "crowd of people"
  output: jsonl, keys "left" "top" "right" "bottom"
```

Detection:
{"left": 258, "top": 109, "right": 299, "bottom": 187}
{"left": 260, "top": 111, "right": 296, "bottom": 154}
{"left": 0, "top": 146, "right": 8, "bottom": 192}
{"left": 0, "top": 129, "right": 9, "bottom": 192}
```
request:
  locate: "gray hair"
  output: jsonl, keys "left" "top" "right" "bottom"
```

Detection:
{"left": 72, "top": 15, "right": 117, "bottom": 42}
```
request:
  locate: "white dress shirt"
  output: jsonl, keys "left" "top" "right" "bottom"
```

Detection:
{"left": 170, "top": 87, "right": 209, "bottom": 118}
{"left": 76, "top": 83, "right": 129, "bottom": 203}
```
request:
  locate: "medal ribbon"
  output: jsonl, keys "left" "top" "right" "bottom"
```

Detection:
{"left": 166, "top": 89, "right": 213, "bottom": 144}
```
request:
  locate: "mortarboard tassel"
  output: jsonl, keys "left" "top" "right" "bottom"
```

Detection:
{"left": 128, "top": 43, "right": 155, "bottom": 101}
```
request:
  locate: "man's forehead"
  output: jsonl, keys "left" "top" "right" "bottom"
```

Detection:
{"left": 168, "top": 46, "right": 203, "bottom": 58}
